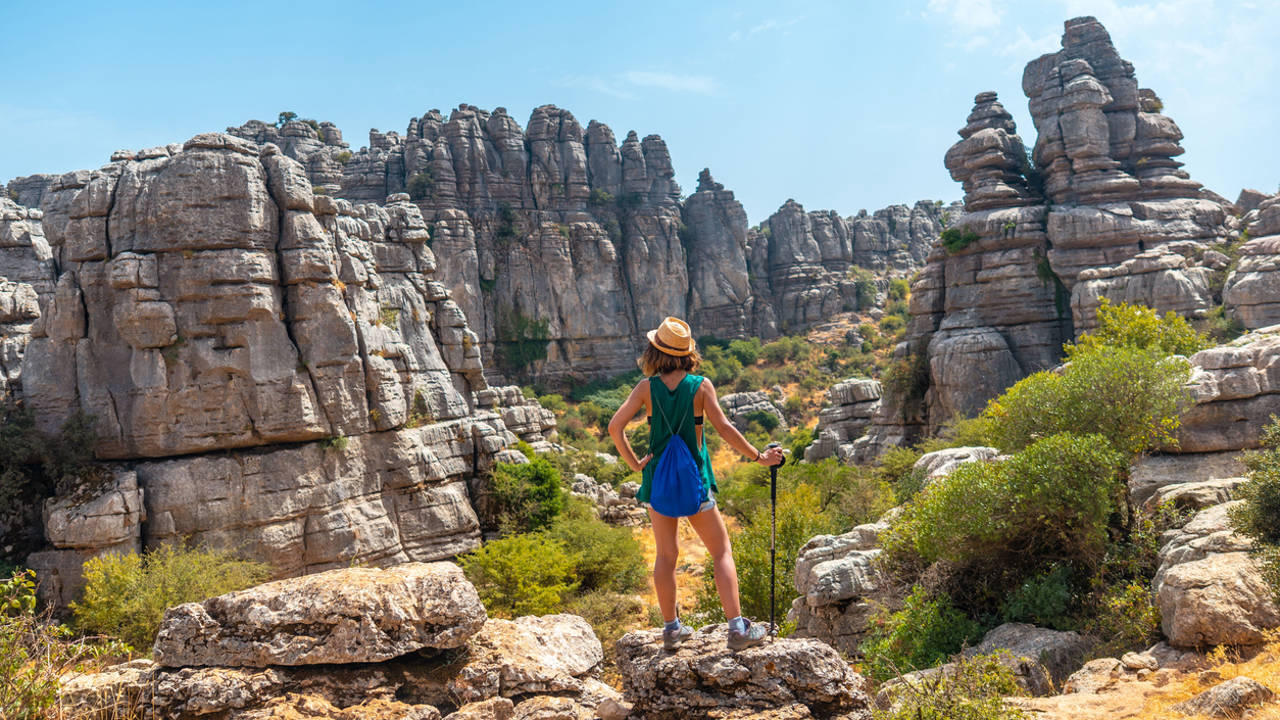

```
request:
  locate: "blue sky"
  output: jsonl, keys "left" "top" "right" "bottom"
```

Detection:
{"left": 2, "top": 0, "right": 1275, "bottom": 224}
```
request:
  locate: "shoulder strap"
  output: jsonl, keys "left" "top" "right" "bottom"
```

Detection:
{"left": 650, "top": 377, "right": 688, "bottom": 438}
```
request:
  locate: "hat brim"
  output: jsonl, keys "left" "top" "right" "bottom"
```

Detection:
{"left": 646, "top": 328, "right": 692, "bottom": 357}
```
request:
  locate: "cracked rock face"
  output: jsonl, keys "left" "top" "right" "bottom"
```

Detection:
{"left": 616, "top": 627, "right": 872, "bottom": 719}
{"left": 152, "top": 562, "right": 487, "bottom": 667}
{"left": 10, "top": 134, "right": 554, "bottom": 600}
{"left": 232, "top": 108, "right": 946, "bottom": 385}
{"left": 891, "top": 16, "right": 1231, "bottom": 444}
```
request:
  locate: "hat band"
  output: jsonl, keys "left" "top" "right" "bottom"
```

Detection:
{"left": 653, "top": 334, "right": 688, "bottom": 353}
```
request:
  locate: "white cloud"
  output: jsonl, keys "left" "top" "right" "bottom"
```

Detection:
{"left": 926, "top": 0, "right": 1005, "bottom": 30}
{"left": 729, "top": 15, "right": 804, "bottom": 41}
{"left": 622, "top": 71, "right": 719, "bottom": 95}
{"left": 556, "top": 71, "right": 720, "bottom": 100}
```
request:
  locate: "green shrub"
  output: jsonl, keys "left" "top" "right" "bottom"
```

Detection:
{"left": 940, "top": 227, "right": 980, "bottom": 253}
{"left": 489, "top": 456, "right": 566, "bottom": 534}
{"left": 860, "top": 586, "right": 985, "bottom": 683}
{"left": 494, "top": 307, "right": 551, "bottom": 375}
{"left": 888, "top": 278, "right": 910, "bottom": 301}
{"left": 762, "top": 336, "right": 807, "bottom": 364}
{"left": 883, "top": 351, "right": 930, "bottom": 409}
{"left": 1075, "top": 580, "right": 1161, "bottom": 659}
{"left": 1069, "top": 298, "right": 1211, "bottom": 358}
{"left": 727, "top": 337, "right": 763, "bottom": 365}
{"left": 873, "top": 650, "right": 1031, "bottom": 720}
{"left": 983, "top": 345, "right": 1193, "bottom": 455}
{"left": 849, "top": 267, "right": 879, "bottom": 309}
{"left": 459, "top": 533, "right": 577, "bottom": 618}
{"left": 999, "top": 565, "right": 1073, "bottom": 629}
{"left": 587, "top": 188, "right": 614, "bottom": 207}
{"left": 787, "top": 426, "right": 813, "bottom": 458}
{"left": 1230, "top": 417, "right": 1280, "bottom": 602}
{"left": 876, "top": 445, "right": 925, "bottom": 503}
{"left": 885, "top": 433, "right": 1123, "bottom": 575}
{"left": 407, "top": 172, "right": 432, "bottom": 201}
{"left": 547, "top": 497, "right": 646, "bottom": 594}
{"left": 73, "top": 545, "right": 269, "bottom": 650}
{"left": 692, "top": 484, "right": 838, "bottom": 626}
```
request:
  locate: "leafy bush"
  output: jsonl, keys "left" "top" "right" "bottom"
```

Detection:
{"left": 692, "top": 484, "right": 839, "bottom": 626}
{"left": 1074, "top": 580, "right": 1161, "bottom": 659}
{"left": 888, "top": 277, "right": 910, "bottom": 302}
{"left": 873, "top": 650, "right": 1031, "bottom": 720}
{"left": 587, "top": 188, "right": 614, "bottom": 207}
{"left": 860, "top": 586, "right": 984, "bottom": 683}
{"left": 849, "top": 267, "right": 879, "bottom": 309}
{"left": 494, "top": 307, "right": 551, "bottom": 375}
{"left": 547, "top": 497, "right": 647, "bottom": 594}
{"left": 489, "top": 456, "right": 566, "bottom": 534}
{"left": 876, "top": 445, "right": 926, "bottom": 503}
{"left": 1230, "top": 417, "right": 1280, "bottom": 602}
{"left": 982, "top": 345, "right": 1192, "bottom": 455}
{"left": 1070, "top": 298, "right": 1211, "bottom": 358}
{"left": 787, "top": 426, "right": 813, "bottom": 458}
{"left": 999, "top": 565, "right": 1073, "bottom": 629}
{"left": 460, "top": 533, "right": 577, "bottom": 617}
{"left": 940, "top": 227, "right": 981, "bottom": 253}
{"left": 727, "top": 337, "right": 763, "bottom": 366}
{"left": 406, "top": 172, "right": 432, "bottom": 201}
{"left": 885, "top": 433, "right": 1123, "bottom": 575}
{"left": 883, "top": 351, "right": 930, "bottom": 409}
{"left": 73, "top": 545, "right": 269, "bottom": 650}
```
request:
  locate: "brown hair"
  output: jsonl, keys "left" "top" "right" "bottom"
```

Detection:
{"left": 638, "top": 342, "right": 703, "bottom": 377}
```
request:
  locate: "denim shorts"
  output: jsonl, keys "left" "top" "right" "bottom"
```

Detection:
{"left": 642, "top": 490, "right": 716, "bottom": 517}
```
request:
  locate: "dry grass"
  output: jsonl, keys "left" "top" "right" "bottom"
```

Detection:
{"left": 1133, "top": 636, "right": 1280, "bottom": 720}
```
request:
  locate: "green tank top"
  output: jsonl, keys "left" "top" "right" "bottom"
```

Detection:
{"left": 638, "top": 373, "right": 717, "bottom": 504}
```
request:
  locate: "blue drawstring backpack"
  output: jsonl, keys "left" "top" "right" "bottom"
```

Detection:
{"left": 648, "top": 382, "right": 706, "bottom": 518}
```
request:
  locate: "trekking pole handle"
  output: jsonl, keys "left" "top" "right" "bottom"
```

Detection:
{"left": 766, "top": 441, "right": 785, "bottom": 469}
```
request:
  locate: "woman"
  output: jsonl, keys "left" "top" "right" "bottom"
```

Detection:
{"left": 608, "top": 316, "right": 784, "bottom": 651}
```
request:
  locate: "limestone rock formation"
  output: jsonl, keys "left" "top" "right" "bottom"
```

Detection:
{"left": 1178, "top": 327, "right": 1280, "bottom": 453}
{"left": 25, "top": 469, "right": 145, "bottom": 608}
{"left": 789, "top": 518, "right": 891, "bottom": 655}
{"left": 616, "top": 626, "right": 873, "bottom": 719}
{"left": 1128, "top": 451, "right": 1244, "bottom": 509}
{"left": 803, "top": 379, "right": 882, "bottom": 463}
{"left": 892, "top": 16, "right": 1234, "bottom": 441}
{"left": 1224, "top": 196, "right": 1280, "bottom": 328}
{"left": 152, "top": 563, "right": 486, "bottom": 667}
{"left": 718, "top": 390, "right": 787, "bottom": 433}
{"left": 225, "top": 109, "right": 946, "bottom": 385}
{"left": 5, "top": 134, "right": 553, "bottom": 606}
{"left": 569, "top": 474, "right": 645, "bottom": 526}
{"left": 1172, "top": 676, "right": 1275, "bottom": 717}
{"left": 60, "top": 570, "right": 613, "bottom": 720}
{"left": 913, "top": 445, "right": 1001, "bottom": 488}
{"left": 1153, "top": 501, "right": 1280, "bottom": 647}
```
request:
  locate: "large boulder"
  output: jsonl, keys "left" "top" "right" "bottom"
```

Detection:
{"left": 446, "top": 614, "right": 603, "bottom": 704}
{"left": 1172, "top": 676, "right": 1275, "bottom": 718}
{"left": 615, "top": 627, "right": 872, "bottom": 719}
{"left": 1178, "top": 327, "right": 1280, "bottom": 453}
{"left": 804, "top": 378, "right": 882, "bottom": 463}
{"left": 1153, "top": 502, "right": 1280, "bottom": 647}
{"left": 789, "top": 518, "right": 893, "bottom": 654}
{"left": 152, "top": 562, "right": 486, "bottom": 667}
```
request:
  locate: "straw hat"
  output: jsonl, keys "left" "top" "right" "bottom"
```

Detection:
{"left": 646, "top": 316, "right": 694, "bottom": 357}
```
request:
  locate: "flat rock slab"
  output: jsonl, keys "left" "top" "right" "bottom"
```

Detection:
{"left": 616, "top": 626, "right": 871, "bottom": 719}
{"left": 447, "top": 614, "right": 604, "bottom": 703}
{"left": 153, "top": 562, "right": 486, "bottom": 667}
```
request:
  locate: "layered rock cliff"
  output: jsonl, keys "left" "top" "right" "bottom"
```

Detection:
{"left": 897, "top": 16, "right": 1236, "bottom": 434}
{"left": 212, "top": 109, "right": 948, "bottom": 383}
{"left": 2, "top": 133, "right": 554, "bottom": 607}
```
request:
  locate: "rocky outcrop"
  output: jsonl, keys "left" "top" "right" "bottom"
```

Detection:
{"left": 152, "top": 563, "right": 486, "bottom": 667}
{"left": 616, "top": 626, "right": 872, "bottom": 719}
{"left": 1153, "top": 501, "right": 1280, "bottom": 647}
{"left": 1224, "top": 196, "right": 1280, "bottom": 329}
{"left": 788, "top": 517, "right": 892, "bottom": 654}
{"left": 224, "top": 109, "right": 945, "bottom": 385}
{"left": 0, "top": 196, "right": 55, "bottom": 399}
{"left": 913, "top": 445, "right": 1001, "bottom": 487}
{"left": 803, "top": 379, "right": 882, "bottom": 463}
{"left": 7, "top": 134, "right": 554, "bottom": 606}
{"left": 25, "top": 469, "right": 145, "bottom": 608}
{"left": 60, "top": 567, "right": 616, "bottom": 720}
{"left": 1172, "top": 676, "right": 1275, "bottom": 717}
{"left": 1178, "top": 327, "right": 1280, "bottom": 453}
{"left": 569, "top": 474, "right": 645, "bottom": 526}
{"left": 718, "top": 390, "right": 787, "bottom": 433}
{"left": 895, "top": 16, "right": 1235, "bottom": 438}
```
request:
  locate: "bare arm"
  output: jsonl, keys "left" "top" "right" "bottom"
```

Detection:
{"left": 608, "top": 381, "right": 653, "bottom": 473}
{"left": 700, "top": 379, "right": 783, "bottom": 466}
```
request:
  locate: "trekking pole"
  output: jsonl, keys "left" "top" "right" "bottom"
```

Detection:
{"left": 767, "top": 442, "right": 785, "bottom": 637}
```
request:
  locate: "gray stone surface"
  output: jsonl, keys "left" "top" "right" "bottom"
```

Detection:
{"left": 789, "top": 519, "right": 891, "bottom": 655}
{"left": 1173, "top": 676, "right": 1275, "bottom": 717}
{"left": 804, "top": 378, "right": 882, "bottom": 463}
{"left": 152, "top": 562, "right": 486, "bottom": 667}
{"left": 1178, "top": 327, "right": 1280, "bottom": 453}
{"left": 719, "top": 390, "right": 787, "bottom": 433}
{"left": 1153, "top": 501, "right": 1280, "bottom": 647}
{"left": 616, "top": 626, "right": 872, "bottom": 719}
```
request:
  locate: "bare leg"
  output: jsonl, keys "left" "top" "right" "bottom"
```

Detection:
{"left": 687, "top": 506, "right": 741, "bottom": 619}
{"left": 649, "top": 507, "right": 681, "bottom": 622}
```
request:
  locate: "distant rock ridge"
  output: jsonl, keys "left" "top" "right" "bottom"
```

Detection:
{"left": 204, "top": 107, "right": 952, "bottom": 383}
